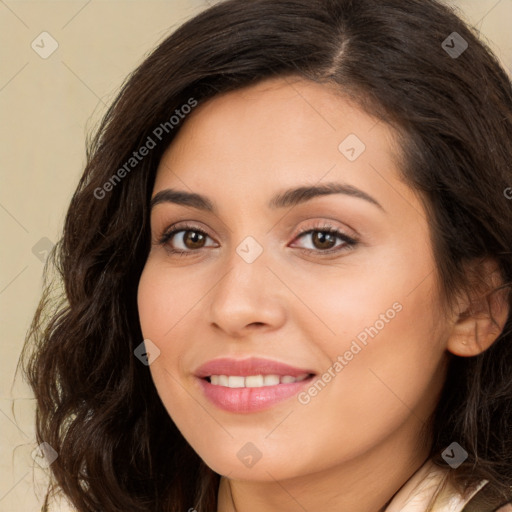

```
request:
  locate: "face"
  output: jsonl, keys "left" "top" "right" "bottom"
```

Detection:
{"left": 137, "top": 76, "right": 452, "bottom": 482}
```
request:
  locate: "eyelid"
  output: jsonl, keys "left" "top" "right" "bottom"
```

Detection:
{"left": 289, "top": 222, "right": 358, "bottom": 253}
{"left": 156, "top": 221, "right": 217, "bottom": 246}
{"left": 292, "top": 221, "right": 355, "bottom": 239}
{"left": 156, "top": 219, "right": 359, "bottom": 256}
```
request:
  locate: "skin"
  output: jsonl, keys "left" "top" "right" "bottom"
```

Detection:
{"left": 137, "top": 76, "right": 508, "bottom": 512}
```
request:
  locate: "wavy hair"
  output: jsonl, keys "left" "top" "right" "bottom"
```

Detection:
{"left": 21, "top": 0, "right": 512, "bottom": 510}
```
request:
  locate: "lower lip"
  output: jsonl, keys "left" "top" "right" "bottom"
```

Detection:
{"left": 197, "top": 376, "right": 315, "bottom": 413}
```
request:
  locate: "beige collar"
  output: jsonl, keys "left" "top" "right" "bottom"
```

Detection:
{"left": 384, "top": 459, "right": 488, "bottom": 512}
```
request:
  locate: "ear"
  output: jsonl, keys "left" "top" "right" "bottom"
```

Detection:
{"left": 446, "top": 258, "right": 510, "bottom": 357}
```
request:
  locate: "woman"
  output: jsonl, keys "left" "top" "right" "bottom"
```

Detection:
{"left": 22, "top": 0, "right": 512, "bottom": 510}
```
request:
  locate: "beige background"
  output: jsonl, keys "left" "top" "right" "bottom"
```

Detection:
{"left": 0, "top": 1, "right": 511, "bottom": 510}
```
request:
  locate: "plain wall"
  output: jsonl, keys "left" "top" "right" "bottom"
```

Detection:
{"left": 1, "top": 0, "right": 511, "bottom": 510}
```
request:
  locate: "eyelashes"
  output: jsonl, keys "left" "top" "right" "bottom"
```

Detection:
{"left": 158, "top": 222, "right": 207, "bottom": 245}
{"left": 156, "top": 221, "right": 359, "bottom": 257}
{"left": 292, "top": 225, "right": 358, "bottom": 254}
{"left": 158, "top": 223, "right": 215, "bottom": 253}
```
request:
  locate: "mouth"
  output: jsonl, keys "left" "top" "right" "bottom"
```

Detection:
{"left": 194, "top": 357, "right": 317, "bottom": 413}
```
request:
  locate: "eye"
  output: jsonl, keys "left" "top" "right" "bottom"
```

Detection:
{"left": 156, "top": 221, "right": 358, "bottom": 257}
{"left": 157, "top": 223, "right": 217, "bottom": 254}
{"left": 290, "top": 224, "right": 358, "bottom": 255}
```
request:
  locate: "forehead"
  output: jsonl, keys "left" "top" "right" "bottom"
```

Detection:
{"left": 152, "top": 76, "right": 412, "bottom": 216}
{"left": 158, "top": 76, "right": 396, "bottom": 165}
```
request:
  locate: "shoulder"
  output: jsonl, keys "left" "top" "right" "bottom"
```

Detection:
{"left": 455, "top": 477, "right": 512, "bottom": 512}
{"left": 461, "top": 479, "right": 512, "bottom": 512}
{"left": 384, "top": 459, "right": 454, "bottom": 511}
{"left": 384, "top": 458, "right": 511, "bottom": 512}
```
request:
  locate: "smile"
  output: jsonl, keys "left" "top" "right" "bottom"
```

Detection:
{"left": 207, "top": 374, "right": 310, "bottom": 388}
{"left": 194, "top": 356, "right": 317, "bottom": 413}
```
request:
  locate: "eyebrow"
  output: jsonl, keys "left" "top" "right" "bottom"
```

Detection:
{"left": 150, "top": 182, "right": 384, "bottom": 213}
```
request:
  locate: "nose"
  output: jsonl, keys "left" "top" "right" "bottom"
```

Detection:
{"left": 208, "top": 250, "right": 287, "bottom": 338}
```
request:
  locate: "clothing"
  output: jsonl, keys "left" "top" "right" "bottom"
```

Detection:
{"left": 385, "top": 458, "right": 512, "bottom": 512}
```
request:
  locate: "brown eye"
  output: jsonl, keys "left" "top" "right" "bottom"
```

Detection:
{"left": 311, "top": 231, "right": 337, "bottom": 250}
{"left": 182, "top": 230, "right": 207, "bottom": 249}
{"left": 158, "top": 224, "right": 217, "bottom": 254}
{"left": 291, "top": 227, "right": 358, "bottom": 255}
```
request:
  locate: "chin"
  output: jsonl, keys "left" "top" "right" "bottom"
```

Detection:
{"left": 197, "top": 445, "right": 311, "bottom": 482}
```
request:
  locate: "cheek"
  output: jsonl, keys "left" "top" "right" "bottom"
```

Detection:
{"left": 299, "top": 276, "right": 446, "bottom": 445}
{"left": 137, "top": 262, "right": 191, "bottom": 399}
{"left": 311, "top": 233, "right": 442, "bottom": 363}
{"left": 137, "top": 259, "right": 203, "bottom": 341}
{"left": 293, "top": 254, "right": 447, "bottom": 432}
{"left": 137, "top": 260, "right": 208, "bottom": 397}
{"left": 137, "top": 262, "right": 199, "bottom": 421}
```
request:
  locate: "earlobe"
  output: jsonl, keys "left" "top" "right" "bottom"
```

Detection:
{"left": 446, "top": 259, "right": 510, "bottom": 357}
{"left": 447, "top": 309, "right": 507, "bottom": 357}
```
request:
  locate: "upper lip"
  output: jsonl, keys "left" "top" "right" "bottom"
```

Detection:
{"left": 194, "top": 357, "right": 316, "bottom": 378}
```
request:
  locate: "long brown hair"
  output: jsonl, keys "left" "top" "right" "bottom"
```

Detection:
{"left": 21, "top": 0, "right": 512, "bottom": 510}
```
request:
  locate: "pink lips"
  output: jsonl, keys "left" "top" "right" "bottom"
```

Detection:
{"left": 195, "top": 357, "right": 316, "bottom": 413}
{"left": 195, "top": 357, "right": 315, "bottom": 378}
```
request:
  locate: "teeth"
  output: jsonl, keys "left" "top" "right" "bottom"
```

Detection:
{"left": 228, "top": 376, "right": 245, "bottom": 388}
{"left": 208, "top": 374, "right": 310, "bottom": 388}
{"left": 246, "top": 375, "right": 264, "bottom": 387}
{"left": 263, "top": 374, "right": 280, "bottom": 386}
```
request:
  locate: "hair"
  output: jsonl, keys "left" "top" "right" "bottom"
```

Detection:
{"left": 20, "top": 0, "right": 512, "bottom": 510}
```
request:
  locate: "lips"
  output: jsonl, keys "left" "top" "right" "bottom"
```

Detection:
{"left": 194, "top": 357, "right": 316, "bottom": 413}
{"left": 194, "top": 357, "right": 316, "bottom": 379}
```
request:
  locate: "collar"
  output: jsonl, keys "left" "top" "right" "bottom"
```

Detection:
{"left": 384, "top": 459, "right": 489, "bottom": 512}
